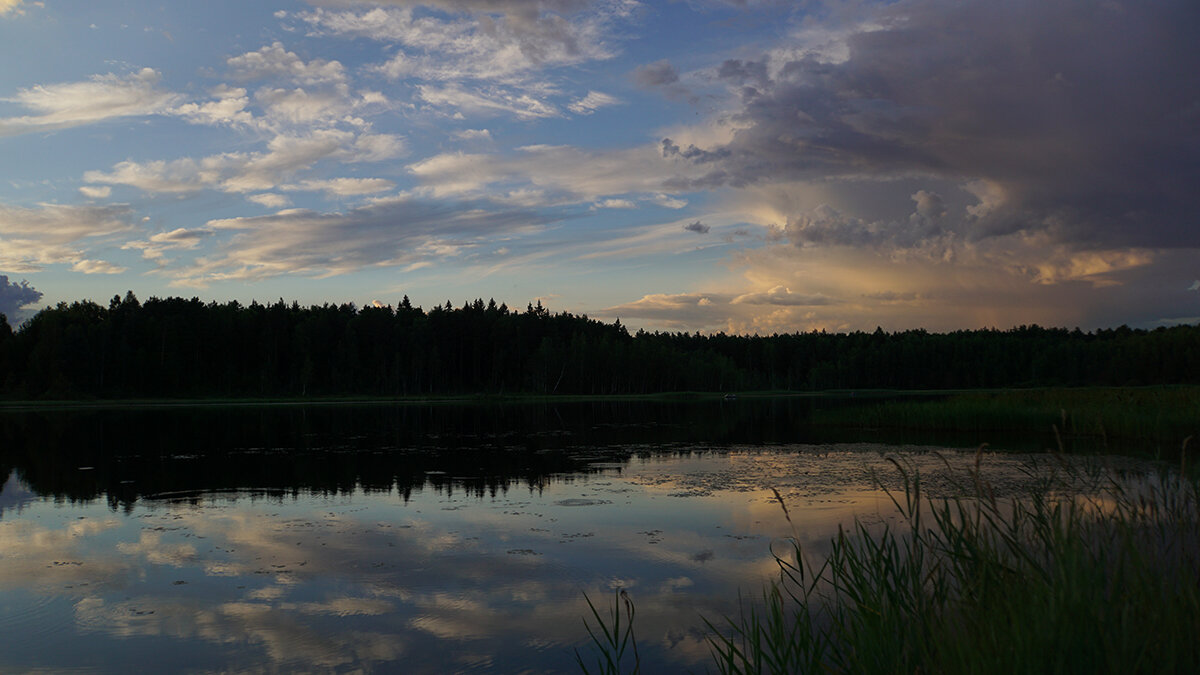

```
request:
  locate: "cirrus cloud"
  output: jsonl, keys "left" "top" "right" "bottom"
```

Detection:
{"left": 164, "top": 196, "right": 554, "bottom": 286}
{"left": 0, "top": 68, "right": 181, "bottom": 136}
{"left": 0, "top": 202, "right": 135, "bottom": 273}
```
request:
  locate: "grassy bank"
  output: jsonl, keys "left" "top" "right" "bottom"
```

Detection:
{"left": 580, "top": 454, "right": 1200, "bottom": 674}
{"left": 810, "top": 386, "right": 1200, "bottom": 448}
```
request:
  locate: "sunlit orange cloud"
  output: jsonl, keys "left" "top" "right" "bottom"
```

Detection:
{"left": 607, "top": 234, "right": 1195, "bottom": 334}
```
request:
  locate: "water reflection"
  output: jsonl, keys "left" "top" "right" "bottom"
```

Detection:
{"left": 0, "top": 402, "right": 1146, "bottom": 673}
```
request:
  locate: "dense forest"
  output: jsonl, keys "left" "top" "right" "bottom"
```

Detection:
{"left": 1, "top": 292, "right": 1198, "bottom": 398}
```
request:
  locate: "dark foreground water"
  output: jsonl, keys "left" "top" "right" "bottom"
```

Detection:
{"left": 0, "top": 399, "right": 1151, "bottom": 673}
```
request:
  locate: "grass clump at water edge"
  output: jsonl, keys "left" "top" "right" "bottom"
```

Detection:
{"left": 579, "top": 448, "right": 1200, "bottom": 674}
{"left": 811, "top": 386, "right": 1200, "bottom": 448}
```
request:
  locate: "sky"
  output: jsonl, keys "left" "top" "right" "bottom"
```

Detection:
{"left": 1, "top": 0, "right": 1198, "bottom": 333}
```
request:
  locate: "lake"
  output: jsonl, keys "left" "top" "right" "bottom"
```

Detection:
{"left": 0, "top": 399, "right": 1154, "bottom": 673}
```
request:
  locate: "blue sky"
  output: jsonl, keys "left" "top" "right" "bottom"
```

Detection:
{"left": 1, "top": 0, "right": 1198, "bottom": 332}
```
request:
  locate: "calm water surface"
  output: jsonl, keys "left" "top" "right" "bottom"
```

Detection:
{"left": 0, "top": 400, "right": 1149, "bottom": 673}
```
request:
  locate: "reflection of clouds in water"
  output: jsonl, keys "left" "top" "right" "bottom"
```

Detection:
{"left": 11, "top": 448, "right": 1068, "bottom": 672}
{"left": 116, "top": 530, "right": 198, "bottom": 567}
{"left": 74, "top": 596, "right": 405, "bottom": 670}
{"left": 286, "top": 597, "right": 394, "bottom": 617}
{"left": 0, "top": 517, "right": 125, "bottom": 592}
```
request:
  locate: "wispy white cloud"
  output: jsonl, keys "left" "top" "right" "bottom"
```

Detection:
{"left": 164, "top": 196, "right": 552, "bottom": 286}
{"left": 123, "top": 227, "right": 215, "bottom": 264}
{"left": 604, "top": 292, "right": 733, "bottom": 330}
{"left": 83, "top": 129, "right": 405, "bottom": 195}
{"left": 172, "top": 85, "right": 256, "bottom": 128}
{"left": 254, "top": 84, "right": 357, "bottom": 125}
{"left": 70, "top": 259, "right": 127, "bottom": 274}
{"left": 247, "top": 193, "right": 291, "bottom": 208}
{"left": 454, "top": 128, "right": 492, "bottom": 142}
{"left": 0, "top": 202, "right": 135, "bottom": 273}
{"left": 285, "top": 2, "right": 635, "bottom": 121}
{"left": 408, "top": 143, "right": 700, "bottom": 204}
{"left": 417, "top": 84, "right": 559, "bottom": 119}
{"left": 0, "top": 68, "right": 180, "bottom": 136}
{"left": 226, "top": 42, "right": 347, "bottom": 86}
{"left": 730, "top": 286, "right": 831, "bottom": 306}
{"left": 568, "top": 90, "right": 620, "bottom": 115}
{"left": 296, "top": 2, "right": 625, "bottom": 83}
{"left": 78, "top": 186, "right": 112, "bottom": 199}
{"left": 282, "top": 178, "right": 396, "bottom": 196}
{"left": 653, "top": 193, "right": 687, "bottom": 209}
{"left": 592, "top": 198, "right": 634, "bottom": 209}
{"left": 0, "top": 0, "right": 35, "bottom": 18}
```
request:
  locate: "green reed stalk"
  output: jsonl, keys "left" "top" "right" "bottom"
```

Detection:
{"left": 576, "top": 589, "right": 641, "bottom": 675}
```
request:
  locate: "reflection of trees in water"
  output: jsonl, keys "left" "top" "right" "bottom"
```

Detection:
{"left": 0, "top": 400, "right": 816, "bottom": 509}
{"left": 0, "top": 398, "right": 1034, "bottom": 509}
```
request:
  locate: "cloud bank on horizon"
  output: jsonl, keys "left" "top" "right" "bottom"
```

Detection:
{"left": 0, "top": 0, "right": 1197, "bottom": 332}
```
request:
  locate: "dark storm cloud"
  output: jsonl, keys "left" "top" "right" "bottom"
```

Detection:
{"left": 661, "top": 138, "right": 729, "bottom": 164}
{"left": 716, "top": 59, "right": 769, "bottom": 88}
{"left": 683, "top": 220, "right": 710, "bottom": 234}
{"left": 663, "top": 0, "right": 1200, "bottom": 249}
{"left": 0, "top": 276, "right": 42, "bottom": 319}
{"left": 633, "top": 60, "right": 680, "bottom": 88}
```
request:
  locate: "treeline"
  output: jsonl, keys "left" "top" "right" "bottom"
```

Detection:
{"left": 1, "top": 292, "right": 1198, "bottom": 398}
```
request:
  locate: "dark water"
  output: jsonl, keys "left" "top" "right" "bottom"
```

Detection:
{"left": 0, "top": 399, "right": 1106, "bottom": 673}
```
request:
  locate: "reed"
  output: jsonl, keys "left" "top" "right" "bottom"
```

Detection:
{"left": 576, "top": 589, "right": 641, "bottom": 675}
{"left": 580, "top": 449, "right": 1200, "bottom": 674}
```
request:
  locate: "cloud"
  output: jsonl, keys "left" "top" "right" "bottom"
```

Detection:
{"left": 0, "top": 202, "right": 135, "bottom": 272}
{"left": 295, "top": 1, "right": 626, "bottom": 85}
{"left": 0, "top": 0, "right": 33, "bottom": 17}
{"left": 601, "top": 226, "right": 1200, "bottom": 334}
{"left": 715, "top": 58, "right": 769, "bottom": 88}
{"left": 70, "top": 259, "right": 127, "bottom": 275}
{"left": 722, "top": 237, "right": 1192, "bottom": 333}
{"left": 0, "top": 68, "right": 181, "bottom": 136}
{"left": 84, "top": 129, "right": 404, "bottom": 195}
{"left": 568, "top": 90, "right": 620, "bottom": 115}
{"left": 172, "top": 85, "right": 256, "bottom": 128}
{"left": 730, "top": 286, "right": 831, "bottom": 306}
{"left": 604, "top": 292, "right": 734, "bottom": 330}
{"left": 123, "top": 228, "right": 215, "bottom": 263}
{"left": 175, "top": 82, "right": 388, "bottom": 131}
{"left": 254, "top": 85, "right": 357, "bottom": 125}
{"left": 165, "top": 196, "right": 553, "bottom": 286}
{"left": 226, "top": 42, "right": 347, "bottom": 85}
{"left": 592, "top": 198, "right": 634, "bottom": 209}
{"left": 653, "top": 194, "right": 687, "bottom": 209}
{"left": 407, "top": 143, "right": 707, "bottom": 204}
{"left": 633, "top": 60, "right": 679, "bottom": 87}
{"left": 455, "top": 128, "right": 492, "bottom": 142}
{"left": 0, "top": 275, "right": 42, "bottom": 318}
{"left": 683, "top": 220, "right": 709, "bottom": 234}
{"left": 282, "top": 178, "right": 396, "bottom": 196}
{"left": 247, "top": 193, "right": 292, "bottom": 208}
{"left": 417, "top": 84, "right": 559, "bottom": 119}
{"left": 663, "top": 0, "right": 1200, "bottom": 251}
{"left": 349, "top": 133, "right": 408, "bottom": 162}
{"left": 78, "top": 186, "right": 112, "bottom": 199}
